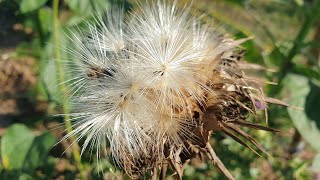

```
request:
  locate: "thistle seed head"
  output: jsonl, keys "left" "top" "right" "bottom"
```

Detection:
{"left": 62, "top": 1, "right": 282, "bottom": 179}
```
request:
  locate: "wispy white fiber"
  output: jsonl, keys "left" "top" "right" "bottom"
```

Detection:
{"left": 62, "top": 0, "right": 241, "bottom": 172}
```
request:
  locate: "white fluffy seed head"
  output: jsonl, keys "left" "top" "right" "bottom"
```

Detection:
{"left": 62, "top": 0, "right": 242, "bottom": 175}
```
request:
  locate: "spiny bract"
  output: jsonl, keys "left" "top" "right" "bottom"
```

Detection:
{"left": 62, "top": 1, "right": 281, "bottom": 179}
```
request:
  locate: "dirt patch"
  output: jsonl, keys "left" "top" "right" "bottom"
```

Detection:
{"left": 0, "top": 51, "right": 47, "bottom": 124}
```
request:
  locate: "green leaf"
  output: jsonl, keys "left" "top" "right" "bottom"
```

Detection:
{"left": 65, "top": 0, "right": 109, "bottom": 17}
{"left": 1, "top": 124, "right": 35, "bottom": 170}
{"left": 20, "top": 0, "right": 48, "bottom": 13}
{"left": 286, "top": 74, "right": 320, "bottom": 152}
{"left": 40, "top": 42, "right": 60, "bottom": 103}
{"left": 1, "top": 124, "right": 56, "bottom": 171}
{"left": 23, "top": 132, "right": 56, "bottom": 170}
{"left": 312, "top": 154, "right": 320, "bottom": 171}
{"left": 38, "top": 7, "right": 53, "bottom": 34}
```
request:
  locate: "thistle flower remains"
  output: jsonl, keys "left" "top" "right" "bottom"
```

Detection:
{"left": 62, "top": 1, "right": 284, "bottom": 179}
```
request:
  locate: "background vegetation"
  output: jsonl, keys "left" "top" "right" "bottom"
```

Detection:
{"left": 0, "top": 0, "right": 320, "bottom": 179}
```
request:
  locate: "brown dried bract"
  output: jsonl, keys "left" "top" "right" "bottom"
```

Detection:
{"left": 117, "top": 49, "right": 288, "bottom": 180}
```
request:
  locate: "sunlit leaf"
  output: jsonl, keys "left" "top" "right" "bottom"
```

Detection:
{"left": 312, "top": 154, "right": 320, "bottom": 171}
{"left": 286, "top": 74, "right": 320, "bottom": 151}
{"left": 20, "top": 0, "right": 48, "bottom": 13}
{"left": 1, "top": 124, "right": 34, "bottom": 170}
{"left": 1, "top": 124, "right": 55, "bottom": 171}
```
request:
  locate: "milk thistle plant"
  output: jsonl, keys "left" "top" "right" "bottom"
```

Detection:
{"left": 62, "top": 1, "right": 285, "bottom": 179}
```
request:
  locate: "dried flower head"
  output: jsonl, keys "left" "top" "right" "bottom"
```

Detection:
{"left": 62, "top": 1, "right": 284, "bottom": 179}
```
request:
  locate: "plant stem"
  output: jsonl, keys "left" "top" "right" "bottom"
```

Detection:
{"left": 268, "top": 0, "right": 320, "bottom": 95}
{"left": 52, "top": 0, "right": 87, "bottom": 179}
{"left": 278, "top": 0, "right": 320, "bottom": 82}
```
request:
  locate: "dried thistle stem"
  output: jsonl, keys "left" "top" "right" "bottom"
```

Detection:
{"left": 205, "top": 142, "right": 234, "bottom": 180}
{"left": 160, "top": 161, "right": 168, "bottom": 180}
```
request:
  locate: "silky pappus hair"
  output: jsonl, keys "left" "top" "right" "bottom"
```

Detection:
{"left": 60, "top": 1, "right": 290, "bottom": 179}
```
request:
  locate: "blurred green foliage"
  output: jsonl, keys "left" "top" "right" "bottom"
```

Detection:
{"left": 0, "top": 0, "right": 319, "bottom": 179}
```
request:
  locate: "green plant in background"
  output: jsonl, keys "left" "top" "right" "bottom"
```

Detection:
{"left": 0, "top": 0, "right": 319, "bottom": 179}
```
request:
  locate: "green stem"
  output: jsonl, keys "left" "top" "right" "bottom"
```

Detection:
{"left": 52, "top": 0, "right": 87, "bottom": 179}
{"left": 269, "top": 0, "right": 320, "bottom": 95}
{"left": 278, "top": 0, "right": 320, "bottom": 81}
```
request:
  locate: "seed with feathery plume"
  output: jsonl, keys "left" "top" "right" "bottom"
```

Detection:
{"left": 61, "top": 1, "right": 287, "bottom": 179}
